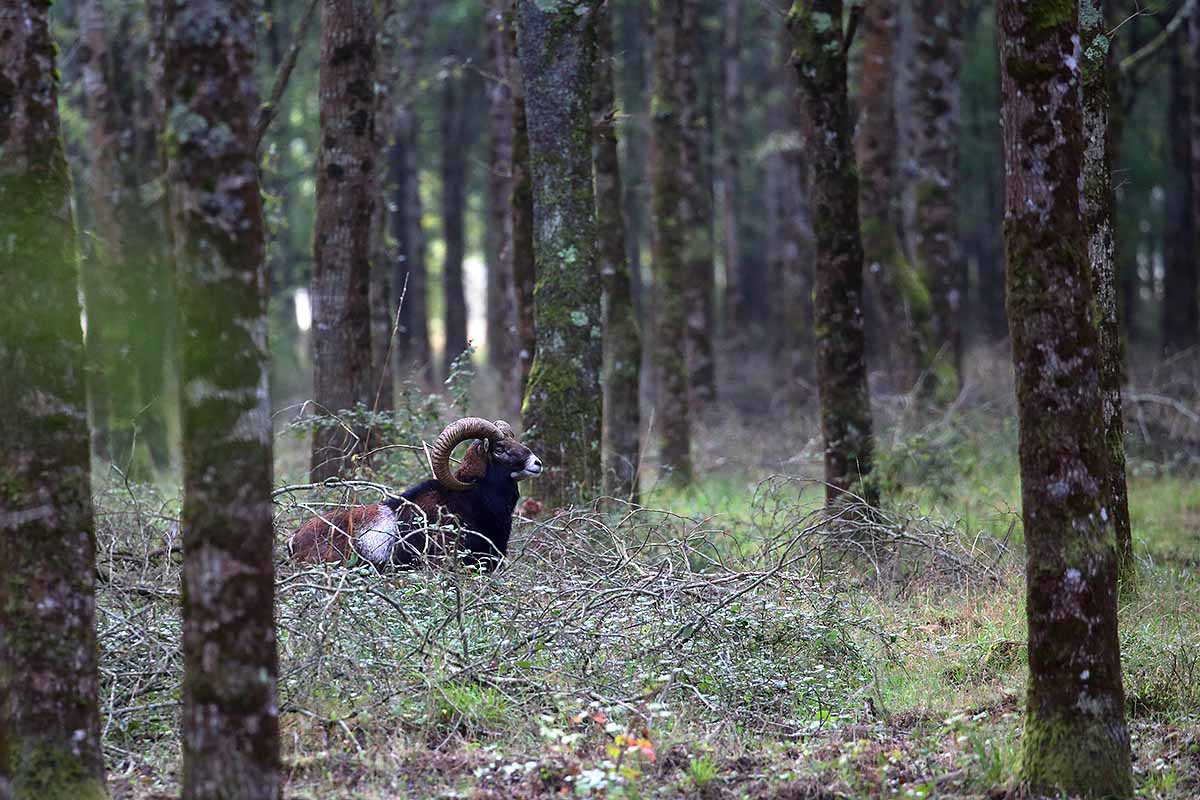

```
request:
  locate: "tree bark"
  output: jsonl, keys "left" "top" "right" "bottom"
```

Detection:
{"left": 651, "top": 0, "right": 693, "bottom": 484}
{"left": 909, "top": 0, "right": 964, "bottom": 398}
{"left": 1162, "top": 34, "right": 1197, "bottom": 355}
{"left": 1193, "top": 5, "right": 1200, "bottom": 336}
{"left": 162, "top": 1, "right": 281, "bottom": 797}
{"left": 311, "top": 0, "right": 378, "bottom": 479}
{"left": 594, "top": 0, "right": 642, "bottom": 500}
{"left": 515, "top": 0, "right": 603, "bottom": 505}
{"left": 388, "top": 0, "right": 433, "bottom": 384}
{"left": 788, "top": 0, "right": 878, "bottom": 507}
{"left": 1081, "top": 0, "right": 1134, "bottom": 587}
{"left": 370, "top": 0, "right": 397, "bottom": 414}
{"left": 512, "top": 45, "right": 537, "bottom": 398}
{"left": 440, "top": 70, "right": 470, "bottom": 373}
{"left": 997, "top": 3, "right": 1133, "bottom": 796}
{"left": 80, "top": 0, "right": 172, "bottom": 476}
{"left": 680, "top": 0, "right": 717, "bottom": 410}
{"left": 856, "top": 0, "right": 929, "bottom": 392}
{"left": 719, "top": 0, "right": 745, "bottom": 333}
{"left": 486, "top": 0, "right": 520, "bottom": 421}
{"left": 0, "top": 3, "right": 109, "bottom": 796}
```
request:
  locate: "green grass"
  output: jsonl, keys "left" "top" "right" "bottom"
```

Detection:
{"left": 97, "top": 404, "right": 1200, "bottom": 799}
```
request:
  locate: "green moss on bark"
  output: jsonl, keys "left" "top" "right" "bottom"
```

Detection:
{"left": 0, "top": 3, "right": 109, "bottom": 796}
{"left": 998, "top": 1, "right": 1133, "bottom": 796}
{"left": 516, "top": 0, "right": 604, "bottom": 505}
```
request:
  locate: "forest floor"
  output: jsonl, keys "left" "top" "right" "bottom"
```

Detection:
{"left": 98, "top": 352, "right": 1200, "bottom": 799}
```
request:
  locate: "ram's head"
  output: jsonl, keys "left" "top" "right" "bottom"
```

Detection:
{"left": 428, "top": 417, "right": 543, "bottom": 490}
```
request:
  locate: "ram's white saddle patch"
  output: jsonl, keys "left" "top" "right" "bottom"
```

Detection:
{"left": 353, "top": 505, "right": 398, "bottom": 565}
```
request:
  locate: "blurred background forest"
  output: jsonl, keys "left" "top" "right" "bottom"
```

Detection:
{"left": 49, "top": 0, "right": 1198, "bottom": 483}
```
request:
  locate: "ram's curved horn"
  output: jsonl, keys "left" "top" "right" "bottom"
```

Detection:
{"left": 430, "top": 417, "right": 501, "bottom": 490}
{"left": 493, "top": 419, "right": 517, "bottom": 440}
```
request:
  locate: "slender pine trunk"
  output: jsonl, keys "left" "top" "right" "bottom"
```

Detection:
{"left": 680, "top": 0, "right": 716, "bottom": 411}
{"left": 998, "top": 3, "right": 1133, "bottom": 795}
{"left": 441, "top": 71, "right": 470, "bottom": 373}
{"left": 370, "top": 0, "right": 397, "bottom": 414}
{"left": 856, "top": 0, "right": 929, "bottom": 393}
{"left": 1163, "top": 37, "right": 1197, "bottom": 355}
{"left": 512, "top": 54, "right": 537, "bottom": 399}
{"left": 311, "top": 0, "right": 378, "bottom": 479}
{"left": 910, "top": 0, "right": 964, "bottom": 398}
{"left": 788, "top": 0, "right": 878, "bottom": 507}
{"left": 718, "top": 0, "right": 745, "bottom": 334}
{"left": 486, "top": 0, "right": 520, "bottom": 421}
{"left": 651, "top": 0, "right": 693, "bottom": 484}
{"left": 0, "top": 3, "right": 108, "bottom": 795}
{"left": 594, "top": 0, "right": 642, "bottom": 500}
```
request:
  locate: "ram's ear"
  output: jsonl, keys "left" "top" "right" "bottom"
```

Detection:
{"left": 480, "top": 438, "right": 491, "bottom": 454}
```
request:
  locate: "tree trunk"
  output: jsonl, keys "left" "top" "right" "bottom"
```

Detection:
{"left": 719, "top": 0, "right": 745, "bottom": 334}
{"left": 163, "top": 1, "right": 281, "bottom": 798}
{"left": 910, "top": 0, "right": 964, "bottom": 398}
{"left": 997, "top": 3, "right": 1133, "bottom": 796}
{"left": 1193, "top": 5, "right": 1200, "bottom": 337}
{"left": 486, "top": 0, "right": 520, "bottom": 421}
{"left": 1162, "top": 35, "right": 1197, "bottom": 356}
{"left": 388, "top": 0, "right": 433, "bottom": 385}
{"left": 788, "top": 0, "right": 878, "bottom": 507}
{"left": 515, "top": 0, "right": 603, "bottom": 505}
{"left": 594, "top": 0, "right": 642, "bottom": 500}
{"left": 311, "top": 0, "right": 378, "bottom": 479}
{"left": 370, "top": 0, "right": 397, "bottom": 414}
{"left": 441, "top": 71, "right": 470, "bottom": 373}
{"left": 651, "top": 0, "right": 693, "bottom": 484}
{"left": 680, "top": 0, "right": 716, "bottom": 411}
{"left": 0, "top": 3, "right": 109, "bottom": 796}
{"left": 1081, "top": 0, "right": 1134, "bottom": 586}
{"left": 856, "top": 0, "right": 928, "bottom": 392}
{"left": 512, "top": 61, "right": 537, "bottom": 399}
{"left": 80, "top": 0, "right": 172, "bottom": 476}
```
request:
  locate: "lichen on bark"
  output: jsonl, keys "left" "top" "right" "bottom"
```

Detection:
{"left": 998, "top": 2, "right": 1133, "bottom": 796}
{"left": 163, "top": 0, "right": 281, "bottom": 796}
{"left": 1079, "top": 0, "right": 1134, "bottom": 589}
{"left": 516, "top": 0, "right": 603, "bottom": 505}
{"left": 0, "top": 3, "right": 109, "bottom": 798}
{"left": 788, "top": 0, "right": 878, "bottom": 507}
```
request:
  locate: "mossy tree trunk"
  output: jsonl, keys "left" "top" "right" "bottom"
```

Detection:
{"left": 311, "top": 0, "right": 378, "bottom": 479}
{"left": 388, "top": 0, "right": 433, "bottom": 384}
{"left": 79, "top": 0, "right": 173, "bottom": 476}
{"left": 440, "top": 68, "right": 471, "bottom": 374}
{"left": 0, "top": 3, "right": 109, "bottom": 796}
{"left": 486, "top": 0, "right": 521, "bottom": 421}
{"left": 909, "top": 0, "right": 964, "bottom": 398}
{"left": 719, "top": 0, "right": 745, "bottom": 334}
{"left": 651, "top": 0, "right": 693, "bottom": 484}
{"left": 856, "top": 0, "right": 929, "bottom": 393}
{"left": 997, "top": 3, "right": 1133, "bottom": 796}
{"left": 1081, "top": 0, "right": 1134, "bottom": 587}
{"left": 164, "top": 1, "right": 282, "bottom": 797}
{"left": 515, "top": 0, "right": 603, "bottom": 504}
{"left": 594, "top": 0, "right": 642, "bottom": 501}
{"left": 1162, "top": 34, "right": 1197, "bottom": 356}
{"left": 788, "top": 0, "right": 878, "bottom": 507}
{"left": 680, "top": 0, "right": 716, "bottom": 411}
